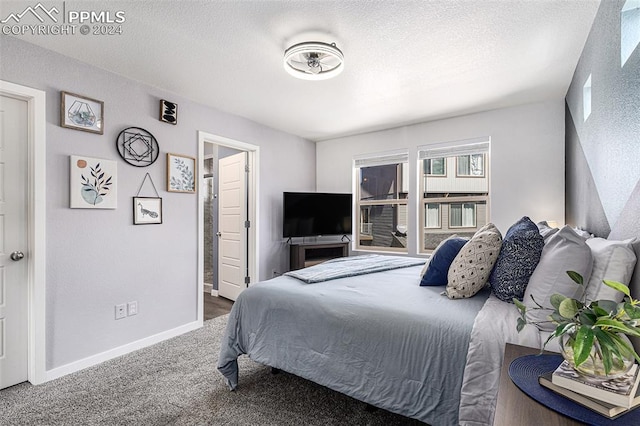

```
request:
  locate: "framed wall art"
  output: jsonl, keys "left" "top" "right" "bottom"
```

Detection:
{"left": 133, "top": 197, "right": 162, "bottom": 224}
{"left": 116, "top": 127, "right": 159, "bottom": 167}
{"left": 61, "top": 91, "right": 104, "bottom": 134}
{"left": 70, "top": 155, "right": 117, "bottom": 209}
{"left": 167, "top": 153, "right": 196, "bottom": 193}
{"left": 159, "top": 99, "right": 178, "bottom": 125}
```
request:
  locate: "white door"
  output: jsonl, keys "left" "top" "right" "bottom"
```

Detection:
{"left": 0, "top": 95, "right": 29, "bottom": 389}
{"left": 218, "top": 152, "right": 248, "bottom": 301}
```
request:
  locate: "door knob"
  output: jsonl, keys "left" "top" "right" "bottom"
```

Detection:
{"left": 216, "top": 232, "right": 222, "bottom": 237}
{"left": 10, "top": 251, "right": 24, "bottom": 261}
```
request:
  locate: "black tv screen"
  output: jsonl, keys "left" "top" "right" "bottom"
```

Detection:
{"left": 283, "top": 192, "right": 352, "bottom": 238}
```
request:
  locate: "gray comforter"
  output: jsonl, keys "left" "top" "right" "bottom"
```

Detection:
{"left": 218, "top": 260, "right": 490, "bottom": 425}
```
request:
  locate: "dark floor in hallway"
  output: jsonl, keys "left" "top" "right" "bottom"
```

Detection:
{"left": 204, "top": 292, "right": 233, "bottom": 320}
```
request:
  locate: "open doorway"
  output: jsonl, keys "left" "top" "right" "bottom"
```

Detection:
{"left": 197, "top": 131, "right": 259, "bottom": 321}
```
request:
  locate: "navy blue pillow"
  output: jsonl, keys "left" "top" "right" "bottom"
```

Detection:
{"left": 489, "top": 216, "right": 544, "bottom": 302}
{"left": 420, "top": 237, "right": 468, "bottom": 286}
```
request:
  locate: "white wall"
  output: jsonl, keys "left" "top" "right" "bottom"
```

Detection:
{"left": 0, "top": 37, "right": 315, "bottom": 371}
{"left": 316, "top": 100, "right": 565, "bottom": 255}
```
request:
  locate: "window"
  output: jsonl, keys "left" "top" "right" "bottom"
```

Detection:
{"left": 457, "top": 153, "right": 484, "bottom": 176}
{"left": 418, "top": 138, "right": 490, "bottom": 253}
{"left": 621, "top": 0, "right": 640, "bottom": 67}
{"left": 354, "top": 150, "right": 408, "bottom": 253}
{"left": 425, "top": 203, "right": 441, "bottom": 228}
{"left": 450, "top": 203, "right": 476, "bottom": 227}
{"left": 424, "top": 157, "right": 445, "bottom": 176}
{"left": 583, "top": 74, "right": 592, "bottom": 122}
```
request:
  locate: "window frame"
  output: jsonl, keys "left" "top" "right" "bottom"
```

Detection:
{"left": 456, "top": 153, "right": 485, "bottom": 177}
{"left": 417, "top": 138, "right": 490, "bottom": 254}
{"left": 424, "top": 157, "right": 446, "bottom": 176}
{"left": 449, "top": 202, "right": 477, "bottom": 228}
{"left": 353, "top": 151, "right": 409, "bottom": 254}
{"left": 424, "top": 202, "right": 441, "bottom": 229}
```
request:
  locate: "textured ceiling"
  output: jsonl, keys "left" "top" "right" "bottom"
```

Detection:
{"left": 2, "top": 0, "right": 600, "bottom": 141}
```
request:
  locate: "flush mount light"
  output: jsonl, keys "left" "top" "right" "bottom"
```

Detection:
{"left": 283, "top": 41, "right": 344, "bottom": 80}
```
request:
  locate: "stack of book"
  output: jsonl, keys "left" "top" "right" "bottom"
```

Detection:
{"left": 539, "top": 360, "right": 640, "bottom": 419}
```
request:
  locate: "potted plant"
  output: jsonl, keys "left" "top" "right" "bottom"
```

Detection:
{"left": 514, "top": 271, "right": 640, "bottom": 377}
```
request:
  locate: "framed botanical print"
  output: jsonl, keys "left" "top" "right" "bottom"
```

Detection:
{"left": 70, "top": 155, "right": 117, "bottom": 208}
{"left": 61, "top": 91, "right": 104, "bottom": 134}
{"left": 167, "top": 153, "right": 196, "bottom": 193}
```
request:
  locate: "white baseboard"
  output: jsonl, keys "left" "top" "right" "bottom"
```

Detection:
{"left": 204, "top": 282, "right": 213, "bottom": 294}
{"left": 44, "top": 320, "right": 201, "bottom": 382}
{"left": 210, "top": 289, "right": 218, "bottom": 297}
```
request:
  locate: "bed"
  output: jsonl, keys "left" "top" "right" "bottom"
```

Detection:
{"left": 218, "top": 217, "right": 640, "bottom": 425}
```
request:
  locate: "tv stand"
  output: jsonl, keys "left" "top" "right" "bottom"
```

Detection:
{"left": 289, "top": 242, "right": 349, "bottom": 271}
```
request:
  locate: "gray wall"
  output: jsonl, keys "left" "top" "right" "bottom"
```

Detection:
{"left": 0, "top": 37, "right": 315, "bottom": 370}
{"left": 565, "top": 0, "right": 640, "bottom": 350}
{"left": 565, "top": 0, "right": 640, "bottom": 237}
{"left": 316, "top": 99, "right": 567, "bottom": 255}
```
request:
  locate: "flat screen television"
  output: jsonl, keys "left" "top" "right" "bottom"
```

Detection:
{"left": 283, "top": 192, "right": 352, "bottom": 238}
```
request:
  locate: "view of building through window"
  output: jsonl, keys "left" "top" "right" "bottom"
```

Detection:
{"left": 356, "top": 157, "right": 408, "bottom": 252}
{"left": 353, "top": 142, "right": 489, "bottom": 254}
{"left": 420, "top": 147, "right": 489, "bottom": 252}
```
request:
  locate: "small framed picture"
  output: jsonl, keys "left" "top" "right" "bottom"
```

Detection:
{"left": 167, "top": 153, "right": 196, "bottom": 193}
{"left": 159, "top": 99, "right": 178, "bottom": 125}
{"left": 133, "top": 197, "right": 163, "bottom": 224}
{"left": 60, "top": 91, "right": 104, "bottom": 134}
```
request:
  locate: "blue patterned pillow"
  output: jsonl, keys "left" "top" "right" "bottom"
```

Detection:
{"left": 489, "top": 216, "right": 544, "bottom": 302}
{"left": 420, "top": 236, "right": 468, "bottom": 286}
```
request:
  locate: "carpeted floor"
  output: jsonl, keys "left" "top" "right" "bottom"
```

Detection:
{"left": 0, "top": 315, "right": 423, "bottom": 425}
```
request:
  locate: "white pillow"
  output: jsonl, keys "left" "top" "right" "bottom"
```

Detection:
{"left": 536, "top": 221, "right": 559, "bottom": 242}
{"left": 583, "top": 237, "right": 637, "bottom": 303}
{"left": 523, "top": 226, "right": 593, "bottom": 331}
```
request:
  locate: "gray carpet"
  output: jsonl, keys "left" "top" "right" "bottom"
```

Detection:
{"left": 0, "top": 315, "right": 423, "bottom": 425}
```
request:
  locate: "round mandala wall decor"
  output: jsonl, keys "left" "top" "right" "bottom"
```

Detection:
{"left": 116, "top": 127, "right": 159, "bottom": 167}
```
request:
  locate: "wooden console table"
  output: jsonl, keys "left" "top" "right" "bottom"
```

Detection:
{"left": 289, "top": 242, "right": 349, "bottom": 271}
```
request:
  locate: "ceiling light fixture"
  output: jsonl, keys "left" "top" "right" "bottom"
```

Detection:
{"left": 283, "top": 41, "right": 344, "bottom": 81}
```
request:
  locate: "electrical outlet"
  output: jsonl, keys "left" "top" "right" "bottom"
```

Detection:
{"left": 127, "top": 301, "right": 138, "bottom": 316}
{"left": 115, "top": 304, "right": 126, "bottom": 320}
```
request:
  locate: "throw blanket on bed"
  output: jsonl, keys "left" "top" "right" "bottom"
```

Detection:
{"left": 284, "top": 254, "right": 425, "bottom": 283}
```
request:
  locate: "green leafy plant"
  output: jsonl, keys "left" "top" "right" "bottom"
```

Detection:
{"left": 514, "top": 271, "right": 640, "bottom": 375}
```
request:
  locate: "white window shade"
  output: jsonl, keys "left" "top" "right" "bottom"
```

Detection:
{"left": 354, "top": 150, "right": 409, "bottom": 168}
{"left": 418, "top": 137, "right": 490, "bottom": 160}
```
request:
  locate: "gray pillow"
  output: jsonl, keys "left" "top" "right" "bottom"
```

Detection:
{"left": 523, "top": 225, "right": 593, "bottom": 331}
{"left": 445, "top": 223, "right": 502, "bottom": 299}
{"left": 583, "top": 237, "right": 637, "bottom": 303}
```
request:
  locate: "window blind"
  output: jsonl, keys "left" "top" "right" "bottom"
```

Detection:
{"left": 354, "top": 149, "right": 409, "bottom": 168}
{"left": 418, "top": 137, "right": 490, "bottom": 160}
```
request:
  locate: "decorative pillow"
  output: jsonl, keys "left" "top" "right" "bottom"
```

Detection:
{"left": 420, "top": 235, "right": 467, "bottom": 286}
{"left": 536, "top": 221, "right": 559, "bottom": 242}
{"left": 583, "top": 237, "right": 637, "bottom": 303}
{"left": 445, "top": 223, "right": 502, "bottom": 299}
{"left": 489, "top": 216, "right": 544, "bottom": 302}
{"left": 523, "top": 226, "right": 593, "bottom": 331}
